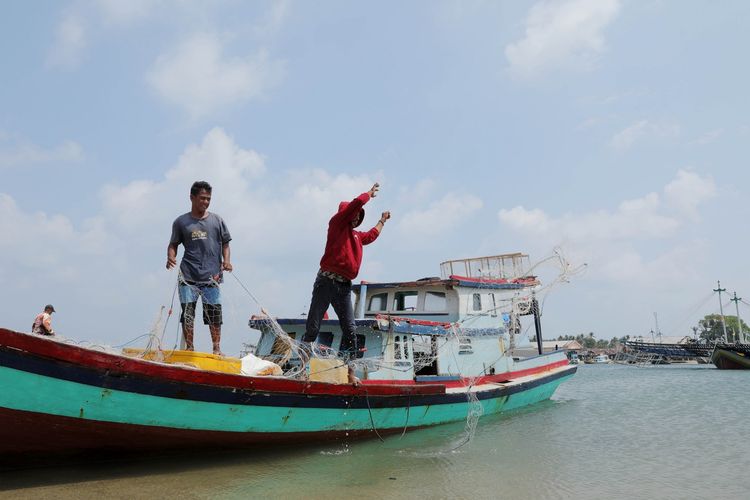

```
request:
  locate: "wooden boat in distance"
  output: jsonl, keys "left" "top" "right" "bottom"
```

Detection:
{"left": 618, "top": 340, "right": 750, "bottom": 368}
{"left": 710, "top": 344, "right": 750, "bottom": 369}
{"left": 0, "top": 254, "right": 576, "bottom": 463}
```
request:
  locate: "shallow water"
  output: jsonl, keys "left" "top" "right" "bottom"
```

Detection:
{"left": 2, "top": 364, "right": 748, "bottom": 499}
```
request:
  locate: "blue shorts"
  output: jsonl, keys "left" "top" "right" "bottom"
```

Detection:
{"left": 179, "top": 283, "right": 222, "bottom": 325}
{"left": 179, "top": 283, "right": 222, "bottom": 305}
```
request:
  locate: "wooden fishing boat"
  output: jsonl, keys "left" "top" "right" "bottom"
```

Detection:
{"left": 0, "top": 254, "right": 576, "bottom": 462}
{"left": 710, "top": 344, "right": 750, "bottom": 369}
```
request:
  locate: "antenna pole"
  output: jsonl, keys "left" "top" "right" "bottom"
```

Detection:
{"left": 532, "top": 292, "right": 544, "bottom": 355}
{"left": 713, "top": 281, "right": 728, "bottom": 343}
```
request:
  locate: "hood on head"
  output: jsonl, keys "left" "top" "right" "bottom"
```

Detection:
{"left": 338, "top": 201, "right": 365, "bottom": 228}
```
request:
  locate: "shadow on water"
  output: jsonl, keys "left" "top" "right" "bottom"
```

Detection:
{"left": 0, "top": 397, "right": 566, "bottom": 496}
{"left": 0, "top": 445, "right": 304, "bottom": 491}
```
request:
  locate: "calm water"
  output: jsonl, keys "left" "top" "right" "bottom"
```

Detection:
{"left": 2, "top": 364, "right": 748, "bottom": 499}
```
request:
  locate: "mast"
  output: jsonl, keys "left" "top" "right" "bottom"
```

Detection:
{"left": 713, "top": 281, "right": 728, "bottom": 342}
{"left": 731, "top": 291, "right": 743, "bottom": 344}
{"left": 653, "top": 312, "right": 662, "bottom": 343}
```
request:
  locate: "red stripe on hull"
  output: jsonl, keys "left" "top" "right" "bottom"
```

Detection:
{"left": 0, "top": 328, "right": 443, "bottom": 397}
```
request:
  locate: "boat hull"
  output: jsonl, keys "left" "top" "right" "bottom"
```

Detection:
{"left": 0, "top": 328, "right": 574, "bottom": 460}
{"left": 711, "top": 348, "right": 750, "bottom": 369}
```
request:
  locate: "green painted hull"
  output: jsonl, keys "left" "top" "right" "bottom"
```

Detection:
{"left": 0, "top": 365, "right": 573, "bottom": 434}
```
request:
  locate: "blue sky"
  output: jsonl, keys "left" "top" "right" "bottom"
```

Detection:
{"left": 2, "top": 0, "right": 749, "bottom": 354}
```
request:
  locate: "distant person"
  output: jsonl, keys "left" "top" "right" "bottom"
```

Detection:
{"left": 32, "top": 304, "right": 56, "bottom": 336}
{"left": 167, "top": 181, "right": 232, "bottom": 355}
{"left": 302, "top": 182, "right": 391, "bottom": 359}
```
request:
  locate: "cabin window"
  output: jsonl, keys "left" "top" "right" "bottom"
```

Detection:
{"left": 368, "top": 293, "right": 388, "bottom": 312}
{"left": 472, "top": 293, "right": 482, "bottom": 311}
{"left": 394, "top": 291, "right": 419, "bottom": 311}
{"left": 339, "top": 333, "right": 367, "bottom": 359}
{"left": 490, "top": 293, "right": 497, "bottom": 317}
{"left": 424, "top": 291, "right": 447, "bottom": 311}
{"left": 316, "top": 332, "right": 334, "bottom": 348}
{"left": 459, "top": 337, "right": 473, "bottom": 355}
{"left": 394, "top": 335, "right": 402, "bottom": 359}
{"left": 356, "top": 334, "right": 366, "bottom": 358}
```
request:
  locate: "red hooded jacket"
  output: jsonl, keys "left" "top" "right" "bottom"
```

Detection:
{"left": 319, "top": 192, "right": 381, "bottom": 280}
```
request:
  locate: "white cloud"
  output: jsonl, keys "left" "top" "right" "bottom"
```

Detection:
{"left": 101, "top": 127, "right": 266, "bottom": 231}
{"left": 46, "top": 12, "right": 87, "bottom": 69}
{"left": 664, "top": 169, "right": 716, "bottom": 220}
{"left": 0, "top": 194, "right": 109, "bottom": 278}
{"left": 0, "top": 138, "right": 84, "bottom": 168}
{"left": 146, "top": 33, "right": 285, "bottom": 119}
{"left": 496, "top": 206, "right": 551, "bottom": 233}
{"left": 398, "top": 193, "right": 483, "bottom": 237}
{"left": 609, "top": 119, "right": 680, "bottom": 151}
{"left": 497, "top": 170, "right": 716, "bottom": 286}
{"left": 505, "top": 0, "right": 621, "bottom": 79}
{"left": 46, "top": 2, "right": 290, "bottom": 74}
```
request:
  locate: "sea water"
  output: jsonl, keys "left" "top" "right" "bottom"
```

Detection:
{"left": 2, "top": 364, "right": 748, "bottom": 499}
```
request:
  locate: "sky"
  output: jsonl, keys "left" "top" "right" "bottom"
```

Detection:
{"left": 2, "top": 0, "right": 749, "bottom": 355}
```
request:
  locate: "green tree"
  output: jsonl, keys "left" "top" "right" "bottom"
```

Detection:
{"left": 697, "top": 314, "right": 750, "bottom": 342}
{"left": 581, "top": 332, "right": 596, "bottom": 349}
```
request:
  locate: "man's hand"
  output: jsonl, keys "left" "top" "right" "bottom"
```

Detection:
{"left": 222, "top": 261, "right": 233, "bottom": 272}
{"left": 380, "top": 211, "right": 391, "bottom": 222}
{"left": 166, "top": 256, "right": 177, "bottom": 270}
{"left": 368, "top": 182, "right": 380, "bottom": 198}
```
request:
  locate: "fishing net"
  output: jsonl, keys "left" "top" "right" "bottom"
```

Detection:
{"left": 122, "top": 248, "right": 581, "bottom": 448}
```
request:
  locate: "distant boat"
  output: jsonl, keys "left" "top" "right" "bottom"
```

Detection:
{"left": 710, "top": 344, "right": 750, "bottom": 369}
{"left": 617, "top": 340, "right": 711, "bottom": 365}
{"left": 594, "top": 354, "right": 610, "bottom": 364}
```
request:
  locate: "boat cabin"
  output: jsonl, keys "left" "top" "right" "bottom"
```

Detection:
{"left": 250, "top": 254, "right": 542, "bottom": 381}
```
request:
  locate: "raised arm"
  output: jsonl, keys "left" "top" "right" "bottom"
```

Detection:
{"left": 330, "top": 183, "right": 380, "bottom": 225}
{"left": 361, "top": 211, "right": 391, "bottom": 245}
{"left": 375, "top": 211, "right": 390, "bottom": 234}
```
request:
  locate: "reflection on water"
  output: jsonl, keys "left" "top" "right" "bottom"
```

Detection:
{"left": 2, "top": 365, "right": 749, "bottom": 499}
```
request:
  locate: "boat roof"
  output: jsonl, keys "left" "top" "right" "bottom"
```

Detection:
{"left": 352, "top": 275, "right": 539, "bottom": 292}
{"left": 247, "top": 316, "right": 504, "bottom": 336}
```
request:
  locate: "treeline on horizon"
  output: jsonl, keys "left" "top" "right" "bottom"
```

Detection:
{"left": 547, "top": 314, "right": 749, "bottom": 348}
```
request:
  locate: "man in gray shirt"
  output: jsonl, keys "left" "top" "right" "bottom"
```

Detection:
{"left": 167, "top": 181, "right": 232, "bottom": 355}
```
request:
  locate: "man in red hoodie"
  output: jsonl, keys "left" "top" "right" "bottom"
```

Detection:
{"left": 302, "top": 182, "right": 391, "bottom": 358}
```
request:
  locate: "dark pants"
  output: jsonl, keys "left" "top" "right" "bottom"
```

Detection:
{"left": 303, "top": 274, "right": 357, "bottom": 354}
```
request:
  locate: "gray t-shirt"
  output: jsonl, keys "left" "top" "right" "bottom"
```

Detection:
{"left": 170, "top": 212, "right": 232, "bottom": 284}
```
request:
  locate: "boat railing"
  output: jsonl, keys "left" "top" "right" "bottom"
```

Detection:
{"left": 440, "top": 253, "right": 530, "bottom": 281}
